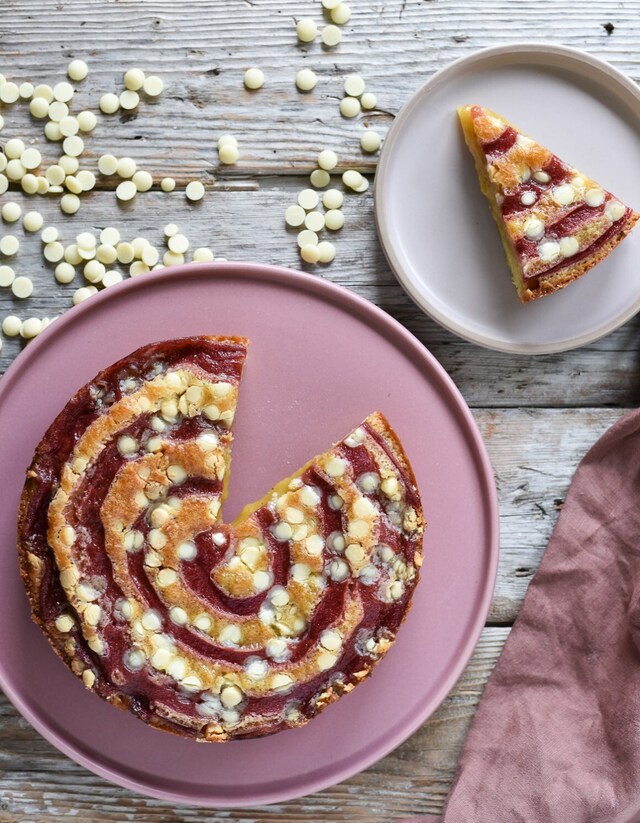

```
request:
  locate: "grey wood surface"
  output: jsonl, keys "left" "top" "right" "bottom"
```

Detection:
{"left": 1, "top": 0, "right": 639, "bottom": 820}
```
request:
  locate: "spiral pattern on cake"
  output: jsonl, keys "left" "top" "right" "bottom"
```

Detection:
{"left": 18, "top": 336, "right": 425, "bottom": 740}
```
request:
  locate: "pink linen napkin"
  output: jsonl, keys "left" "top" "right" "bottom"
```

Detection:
{"left": 401, "top": 408, "right": 640, "bottom": 823}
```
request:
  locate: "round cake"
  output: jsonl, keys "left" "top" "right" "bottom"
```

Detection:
{"left": 18, "top": 336, "right": 425, "bottom": 741}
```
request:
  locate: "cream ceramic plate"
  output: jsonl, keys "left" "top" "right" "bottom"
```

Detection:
{"left": 375, "top": 44, "right": 640, "bottom": 354}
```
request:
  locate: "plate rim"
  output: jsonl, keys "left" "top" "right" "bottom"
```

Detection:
{"left": 0, "top": 262, "right": 499, "bottom": 807}
{"left": 374, "top": 42, "right": 640, "bottom": 355}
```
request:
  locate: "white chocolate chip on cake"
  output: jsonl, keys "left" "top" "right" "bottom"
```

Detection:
{"left": 523, "top": 218, "right": 544, "bottom": 240}
{"left": 605, "top": 200, "right": 626, "bottom": 222}
{"left": 559, "top": 236, "right": 579, "bottom": 257}
{"left": 585, "top": 188, "right": 605, "bottom": 208}
{"left": 538, "top": 241, "right": 561, "bottom": 263}
{"left": 552, "top": 184, "right": 574, "bottom": 207}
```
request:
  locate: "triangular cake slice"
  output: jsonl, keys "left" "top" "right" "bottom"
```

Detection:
{"left": 458, "top": 104, "right": 639, "bottom": 302}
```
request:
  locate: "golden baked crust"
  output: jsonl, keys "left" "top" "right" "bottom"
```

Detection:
{"left": 458, "top": 104, "right": 639, "bottom": 302}
{"left": 18, "top": 337, "right": 425, "bottom": 741}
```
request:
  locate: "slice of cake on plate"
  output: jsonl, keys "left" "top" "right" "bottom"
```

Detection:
{"left": 458, "top": 104, "right": 639, "bottom": 302}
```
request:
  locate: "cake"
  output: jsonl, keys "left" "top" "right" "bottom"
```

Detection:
{"left": 18, "top": 336, "right": 425, "bottom": 741}
{"left": 458, "top": 104, "right": 639, "bottom": 302}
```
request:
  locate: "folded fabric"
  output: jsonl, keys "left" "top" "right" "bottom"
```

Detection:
{"left": 401, "top": 408, "right": 640, "bottom": 823}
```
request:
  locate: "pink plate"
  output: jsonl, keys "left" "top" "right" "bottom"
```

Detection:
{"left": 0, "top": 263, "right": 498, "bottom": 807}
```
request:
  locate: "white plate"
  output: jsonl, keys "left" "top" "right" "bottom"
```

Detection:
{"left": 374, "top": 44, "right": 640, "bottom": 354}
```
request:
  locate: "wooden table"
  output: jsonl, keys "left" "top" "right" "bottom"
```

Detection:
{"left": 1, "top": 1, "right": 639, "bottom": 819}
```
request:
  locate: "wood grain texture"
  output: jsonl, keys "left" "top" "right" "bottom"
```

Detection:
{"left": 1, "top": 0, "right": 639, "bottom": 818}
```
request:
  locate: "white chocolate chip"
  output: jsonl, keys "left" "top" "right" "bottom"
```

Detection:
{"left": 124, "top": 648, "right": 146, "bottom": 671}
{"left": 244, "top": 67, "right": 264, "bottom": 90}
{"left": 169, "top": 607, "right": 188, "bottom": 626}
{"left": 295, "top": 68, "right": 317, "bottom": 92}
{"left": 538, "top": 241, "right": 561, "bottom": 263}
{"left": 360, "top": 130, "right": 381, "bottom": 153}
{"left": 559, "top": 236, "right": 579, "bottom": 257}
{"left": 326, "top": 456, "right": 347, "bottom": 477}
{"left": 253, "top": 570, "right": 273, "bottom": 591}
{"left": 291, "top": 562, "right": 311, "bottom": 581}
{"left": 523, "top": 218, "right": 544, "bottom": 240}
{"left": 219, "top": 625, "right": 242, "bottom": 646}
{"left": 296, "top": 18, "right": 317, "bottom": 42}
{"left": 585, "top": 188, "right": 605, "bottom": 208}
{"left": 328, "top": 558, "right": 350, "bottom": 581}
{"left": 143, "top": 75, "right": 164, "bottom": 97}
{"left": 117, "top": 435, "right": 138, "bottom": 456}
{"left": 157, "top": 568, "right": 178, "bottom": 587}
{"left": 317, "top": 650, "right": 338, "bottom": 671}
{"left": 176, "top": 540, "right": 197, "bottom": 561}
{"left": 605, "top": 199, "right": 626, "bottom": 222}
{"left": 321, "top": 24, "right": 341, "bottom": 46}
{"left": 186, "top": 180, "right": 205, "bottom": 201}
{"left": 551, "top": 184, "right": 574, "bottom": 207}
{"left": 266, "top": 637, "right": 288, "bottom": 659}
{"left": 55, "top": 614, "right": 75, "bottom": 633}
{"left": 361, "top": 92, "right": 377, "bottom": 110}
{"left": 305, "top": 534, "right": 324, "bottom": 555}
{"left": 533, "top": 170, "right": 550, "bottom": 184}
{"left": 339, "top": 96, "right": 360, "bottom": 118}
{"left": 520, "top": 191, "right": 536, "bottom": 206}
{"left": 273, "top": 521, "right": 293, "bottom": 541}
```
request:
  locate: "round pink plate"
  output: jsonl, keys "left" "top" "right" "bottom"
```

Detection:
{"left": 0, "top": 263, "right": 498, "bottom": 807}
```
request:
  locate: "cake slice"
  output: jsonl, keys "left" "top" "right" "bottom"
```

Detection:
{"left": 458, "top": 104, "right": 639, "bottom": 302}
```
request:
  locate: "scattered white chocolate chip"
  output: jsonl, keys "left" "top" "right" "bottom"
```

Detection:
{"left": 12, "top": 276, "right": 33, "bottom": 298}
{"left": 218, "top": 143, "right": 239, "bottom": 165}
{"left": 99, "top": 92, "right": 120, "bottom": 114}
{"left": 344, "top": 74, "right": 365, "bottom": 97}
{"left": 1, "top": 202, "right": 21, "bottom": 223}
{"left": 160, "top": 177, "right": 176, "bottom": 192}
{"left": 133, "top": 170, "right": 153, "bottom": 192}
{"left": 122, "top": 68, "right": 145, "bottom": 91}
{"left": 321, "top": 24, "right": 341, "bottom": 46}
{"left": 143, "top": 75, "right": 164, "bottom": 97}
{"left": 21, "top": 317, "right": 43, "bottom": 339}
{"left": 244, "top": 68, "right": 264, "bottom": 90}
{"left": 295, "top": 68, "right": 317, "bottom": 92}
{"left": 310, "top": 168, "right": 330, "bottom": 188}
{"left": 360, "top": 92, "right": 377, "bottom": 110}
{"left": 297, "top": 229, "right": 319, "bottom": 248}
{"left": 116, "top": 180, "right": 137, "bottom": 201}
{"left": 23, "top": 211, "right": 44, "bottom": 232}
{"left": 339, "top": 96, "right": 360, "bottom": 118}
{"left": 322, "top": 188, "right": 343, "bottom": 209}
{"left": 0, "top": 235, "right": 19, "bottom": 256}
{"left": 285, "top": 204, "right": 306, "bottom": 227}
{"left": 0, "top": 266, "right": 15, "bottom": 287}
{"left": 68, "top": 59, "right": 89, "bottom": 81}
{"left": 304, "top": 210, "right": 325, "bottom": 232}
{"left": 296, "top": 18, "right": 318, "bottom": 42}
{"left": 2, "top": 316, "right": 22, "bottom": 336}
{"left": 61, "top": 193, "right": 80, "bottom": 214}
{"left": 360, "top": 130, "right": 381, "bottom": 153}
{"left": 300, "top": 243, "right": 321, "bottom": 263}
{"left": 185, "top": 180, "right": 205, "bottom": 201}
